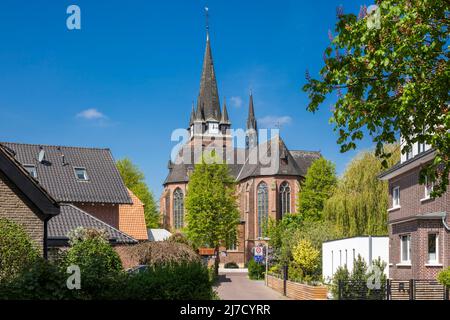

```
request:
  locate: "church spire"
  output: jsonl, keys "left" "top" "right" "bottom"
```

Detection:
{"left": 189, "top": 102, "right": 195, "bottom": 126}
{"left": 197, "top": 8, "right": 221, "bottom": 122}
{"left": 220, "top": 97, "right": 230, "bottom": 124}
{"left": 247, "top": 92, "right": 257, "bottom": 131}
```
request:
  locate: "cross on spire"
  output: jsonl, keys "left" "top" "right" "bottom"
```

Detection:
{"left": 205, "top": 6, "right": 209, "bottom": 39}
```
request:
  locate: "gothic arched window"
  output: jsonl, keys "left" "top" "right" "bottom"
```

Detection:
{"left": 257, "top": 182, "right": 269, "bottom": 238}
{"left": 173, "top": 188, "right": 184, "bottom": 229}
{"left": 279, "top": 182, "right": 291, "bottom": 217}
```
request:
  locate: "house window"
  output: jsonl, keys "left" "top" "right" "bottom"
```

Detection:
{"left": 400, "top": 235, "right": 411, "bottom": 263}
{"left": 392, "top": 186, "right": 400, "bottom": 207}
{"left": 424, "top": 176, "right": 434, "bottom": 199}
{"left": 74, "top": 167, "right": 88, "bottom": 181}
{"left": 418, "top": 142, "right": 426, "bottom": 154}
{"left": 257, "top": 182, "right": 269, "bottom": 238}
{"left": 279, "top": 182, "right": 291, "bottom": 217}
{"left": 24, "top": 165, "right": 37, "bottom": 179}
{"left": 228, "top": 237, "right": 237, "bottom": 251}
{"left": 428, "top": 234, "right": 438, "bottom": 263}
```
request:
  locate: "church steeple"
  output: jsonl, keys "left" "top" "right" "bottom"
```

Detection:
{"left": 247, "top": 92, "right": 257, "bottom": 131}
{"left": 197, "top": 27, "right": 221, "bottom": 122}
{"left": 246, "top": 92, "right": 258, "bottom": 149}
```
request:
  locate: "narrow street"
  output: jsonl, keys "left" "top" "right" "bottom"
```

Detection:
{"left": 216, "top": 272, "right": 290, "bottom": 300}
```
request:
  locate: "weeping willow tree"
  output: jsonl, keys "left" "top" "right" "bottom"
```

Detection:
{"left": 324, "top": 145, "right": 400, "bottom": 237}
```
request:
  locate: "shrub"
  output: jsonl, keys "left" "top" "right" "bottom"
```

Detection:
{"left": 0, "top": 218, "right": 39, "bottom": 281}
{"left": 120, "top": 262, "right": 214, "bottom": 300}
{"left": 292, "top": 239, "right": 320, "bottom": 276}
{"left": 437, "top": 267, "right": 450, "bottom": 287}
{"left": 0, "top": 258, "right": 73, "bottom": 300}
{"left": 330, "top": 265, "right": 350, "bottom": 299}
{"left": 131, "top": 241, "right": 200, "bottom": 266}
{"left": 248, "top": 259, "right": 265, "bottom": 280}
{"left": 63, "top": 229, "right": 123, "bottom": 299}
{"left": 224, "top": 262, "right": 239, "bottom": 269}
{"left": 167, "top": 232, "right": 192, "bottom": 247}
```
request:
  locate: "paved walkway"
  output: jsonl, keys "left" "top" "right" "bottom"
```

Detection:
{"left": 215, "top": 272, "right": 290, "bottom": 300}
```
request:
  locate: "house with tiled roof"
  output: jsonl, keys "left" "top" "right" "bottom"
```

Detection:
{"left": 1, "top": 142, "right": 148, "bottom": 253}
{"left": 160, "top": 28, "right": 321, "bottom": 267}
{"left": 0, "top": 144, "right": 60, "bottom": 258}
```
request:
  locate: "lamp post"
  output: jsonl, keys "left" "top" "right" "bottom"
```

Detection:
{"left": 263, "top": 237, "right": 270, "bottom": 286}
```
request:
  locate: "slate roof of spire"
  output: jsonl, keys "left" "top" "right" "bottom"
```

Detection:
{"left": 247, "top": 94, "right": 257, "bottom": 130}
{"left": 220, "top": 98, "right": 230, "bottom": 124}
{"left": 1, "top": 142, "right": 132, "bottom": 204}
{"left": 197, "top": 36, "right": 221, "bottom": 122}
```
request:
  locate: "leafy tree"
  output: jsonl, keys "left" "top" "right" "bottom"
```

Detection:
{"left": 0, "top": 218, "right": 39, "bottom": 281}
{"left": 303, "top": 0, "right": 450, "bottom": 196}
{"left": 292, "top": 239, "right": 320, "bottom": 276}
{"left": 64, "top": 228, "right": 123, "bottom": 299}
{"left": 117, "top": 158, "right": 160, "bottom": 228}
{"left": 298, "top": 157, "right": 337, "bottom": 221}
{"left": 323, "top": 145, "right": 400, "bottom": 237}
{"left": 185, "top": 153, "right": 240, "bottom": 276}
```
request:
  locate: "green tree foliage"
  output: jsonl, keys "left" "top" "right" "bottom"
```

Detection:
{"left": 248, "top": 259, "right": 265, "bottom": 280}
{"left": 0, "top": 218, "right": 39, "bottom": 282}
{"left": 117, "top": 158, "right": 160, "bottom": 228}
{"left": 437, "top": 267, "right": 450, "bottom": 287}
{"left": 292, "top": 239, "right": 320, "bottom": 276}
{"left": 303, "top": 0, "right": 450, "bottom": 196}
{"left": 298, "top": 157, "right": 337, "bottom": 221}
{"left": 64, "top": 228, "right": 123, "bottom": 298}
{"left": 185, "top": 153, "right": 240, "bottom": 275}
{"left": 323, "top": 146, "right": 400, "bottom": 237}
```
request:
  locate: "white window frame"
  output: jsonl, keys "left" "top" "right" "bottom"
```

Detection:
{"left": 392, "top": 186, "right": 400, "bottom": 208}
{"left": 23, "top": 164, "right": 37, "bottom": 179}
{"left": 400, "top": 234, "right": 411, "bottom": 264}
{"left": 424, "top": 176, "right": 434, "bottom": 199}
{"left": 427, "top": 233, "right": 439, "bottom": 264}
{"left": 74, "top": 167, "right": 89, "bottom": 181}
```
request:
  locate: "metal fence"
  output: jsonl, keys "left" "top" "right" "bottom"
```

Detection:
{"left": 338, "top": 279, "right": 449, "bottom": 300}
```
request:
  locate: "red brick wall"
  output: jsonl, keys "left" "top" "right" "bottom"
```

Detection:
{"left": 75, "top": 203, "right": 120, "bottom": 229}
{"left": 388, "top": 165, "right": 450, "bottom": 280}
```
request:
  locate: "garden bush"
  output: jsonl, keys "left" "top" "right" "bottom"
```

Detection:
{"left": 0, "top": 258, "right": 73, "bottom": 300}
{"left": 131, "top": 241, "right": 200, "bottom": 266}
{"left": 248, "top": 259, "right": 265, "bottom": 280}
{"left": 63, "top": 228, "right": 123, "bottom": 299}
{"left": 119, "top": 262, "right": 214, "bottom": 300}
{"left": 0, "top": 218, "right": 39, "bottom": 282}
{"left": 437, "top": 267, "right": 450, "bottom": 287}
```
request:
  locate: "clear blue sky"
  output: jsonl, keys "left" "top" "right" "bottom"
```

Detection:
{"left": 0, "top": 0, "right": 375, "bottom": 196}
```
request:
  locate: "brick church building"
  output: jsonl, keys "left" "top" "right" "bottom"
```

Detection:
{"left": 160, "top": 30, "right": 320, "bottom": 267}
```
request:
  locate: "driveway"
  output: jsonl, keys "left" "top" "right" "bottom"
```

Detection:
{"left": 215, "top": 272, "right": 290, "bottom": 300}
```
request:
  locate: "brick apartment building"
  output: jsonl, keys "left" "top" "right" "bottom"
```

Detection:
{"left": 160, "top": 30, "right": 320, "bottom": 267}
{"left": 380, "top": 142, "right": 450, "bottom": 280}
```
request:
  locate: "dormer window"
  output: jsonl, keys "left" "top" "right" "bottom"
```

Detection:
{"left": 24, "top": 165, "right": 37, "bottom": 179}
{"left": 74, "top": 167, "right": 88, "bottom": 181}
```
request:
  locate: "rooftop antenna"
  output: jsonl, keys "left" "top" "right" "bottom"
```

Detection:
{"left": 38, "top": 147, "right": 45, "bottom": 163}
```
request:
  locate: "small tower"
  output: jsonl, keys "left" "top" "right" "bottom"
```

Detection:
{"left": 246, "top": 92, "right": 258, "bottom": 149}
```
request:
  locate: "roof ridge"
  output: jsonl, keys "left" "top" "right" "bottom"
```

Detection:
{"left": 1, "top": 141, "right": 111, "bottom": 151}
{"left": 61, "top": 203, "right": 137, "bottom": 242}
